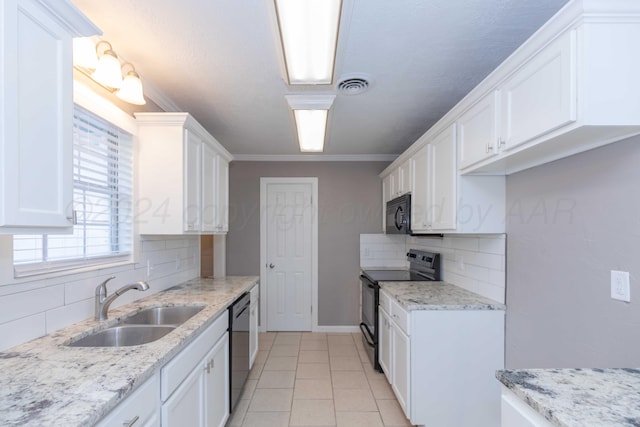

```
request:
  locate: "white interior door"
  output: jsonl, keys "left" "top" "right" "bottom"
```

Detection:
{"left": 265, "top": 182, "right": 313, "bottom": 331}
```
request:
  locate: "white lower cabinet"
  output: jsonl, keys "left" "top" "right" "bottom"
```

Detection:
{"left": 162, "top": 363, "right": 204, "bottom": 426}
{"left": 161, "top": 314, "right": 229, "bottom": 427}
{"left": 249, "top": 284, "right": 259, "bottom": 369}
{"left": 96, "top": 374, "right": 160, "bottom": 427}
{"left": 162, "top": 334, "right": 229, "bottom": 427}
{"left": 203, "top": 335, "right": 229, "bottom": 427}
{"left": 501, "top": 386, "right": 554, "bottom": 427}
{"left": 378, "top": 308, "right": 391, "bottom": 382}
{"left": 390, "top": 323, "right": 410, "bottom": 415}
{"left": 379, "top": 289, "right": 505, "bottom": 426}
{"left": 97, "top": 312, "right": 230, "bottom": 427}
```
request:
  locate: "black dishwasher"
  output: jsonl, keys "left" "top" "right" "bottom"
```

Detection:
{"left": 228, "top": 292, "right": 250, "bottom": 413}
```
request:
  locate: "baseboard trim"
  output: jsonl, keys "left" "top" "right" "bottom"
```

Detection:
{"left": 257, "top": 326, "right": 361, "bottom": 333}
{"left": 313, "top": 325, "right": 360, "bottom": 333}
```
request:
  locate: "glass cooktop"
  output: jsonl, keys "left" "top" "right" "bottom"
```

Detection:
{"left": 362, "top": 269, "right": 430, "bottom": 283}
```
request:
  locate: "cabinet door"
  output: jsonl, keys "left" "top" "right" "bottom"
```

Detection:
{"left": 500, "top": 30, "right": 576, "bottom": 150}
{"left": 249, "top": 302, "right": 259, "bottom": 369}
{"left": 0, "top": 0, "right": 75, "bottom": 232}
{"left": 457, "top": 91, "right": 500, "bottom": 170}
{"left": 390, "top": 168, "right": 400, "bottom": 198}
{"left": 378, "top": 307, "right": 392, "bottom": 383}
{"left": 184, "top": 130, "right": 202, "bottom": 232}
{"left": 96, "top": 374, "right": 159, "bottom": 427}
{"left": 215, "top": 155, "right": 229, "bottom": 233}
{"left": 204, "top": 334, "right": 229, "bottom": 427}
{"left": 162, "top": 361, "right": 205, "bottom": 427}
{"left": 201, "top": 143, "right": 217, "bottom": 233}
{"left": 410, "top": 145, "right": 430, "bottom": 232}
{"left": 429, "top": 125, "right": 457, "bottom": 231}
{"left": 398, "top": 160, "right": 412, "bottom": 195}
{"left": 392, "top": 324, "right": 410, "bottom": 418}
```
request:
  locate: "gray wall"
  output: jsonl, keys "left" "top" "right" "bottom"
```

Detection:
{"left": 227, "top": 161, "right": 387, "bottom": 326}
{"left": 506, "top": 136, "right": 640, "bottom": 368}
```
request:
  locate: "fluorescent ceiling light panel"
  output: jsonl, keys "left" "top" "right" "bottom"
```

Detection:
{"left": 286, "top": 95, "right": 335, "bottom": 152}
{"left": 294, "top": 110, "right": 328, "bottom": 152}
{"left": 275, "top": 0, "right": 342, "bottom": 85}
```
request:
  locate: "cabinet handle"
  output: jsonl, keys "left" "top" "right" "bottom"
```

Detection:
{"left": 205, "top": 359, "right": 214, "bottom": 374}
{"left": 485, "top": 143, "right": 494, "bottom": 154}
{"left": 499, "top": 138, "right": 506, "bottom": 148}
{"left": 123, "top": 415, "right": 139, "bottom": 427}
{"left": 66, "top": 210, "right": 77, "bottom": 225}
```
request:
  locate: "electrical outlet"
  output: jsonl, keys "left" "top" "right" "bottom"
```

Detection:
{"left": 611, "top": 270, "right": 630, "bottom": 302}
{"left": 147, "top": 260, "right": 154, "bottom": 278}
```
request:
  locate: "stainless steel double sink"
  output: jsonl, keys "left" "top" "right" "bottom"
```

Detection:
{"left": 67, "top": 305, "right": 205, "bottom": 348}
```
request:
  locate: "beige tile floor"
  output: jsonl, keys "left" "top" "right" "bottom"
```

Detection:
{"left": 227, "top": 332, "right": 415, "bottom": 427}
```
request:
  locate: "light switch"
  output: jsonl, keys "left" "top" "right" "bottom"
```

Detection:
{"left": 611, "top": 270, "right": 631, "bottom": 302}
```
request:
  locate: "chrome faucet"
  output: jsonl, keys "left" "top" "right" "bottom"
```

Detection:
{"left": 95, "top": 276, "right": 150, "bottom": 321}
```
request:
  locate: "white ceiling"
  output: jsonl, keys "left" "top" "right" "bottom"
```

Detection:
{"left": 71, "top": 0, "right": 568, "bottom": 157}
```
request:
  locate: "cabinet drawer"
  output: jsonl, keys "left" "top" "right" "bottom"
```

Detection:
{"left": 250, "top": 284, "right": 259, "bottom": 305}
{"left": 379, "top": 290, "right": 392, "bottom": 315}
{"left": 96, "top": 374, "right": 159, "bottom": 427}
{"left": 389, "top": 298, "right": 410, "bottom": 336}
{"left": 161, "top": 312, "right": 228, "bottom": 401}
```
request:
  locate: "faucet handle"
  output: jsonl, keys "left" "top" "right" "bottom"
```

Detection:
{"left": 96, "top": 276, "right": 116, "bottom": 295}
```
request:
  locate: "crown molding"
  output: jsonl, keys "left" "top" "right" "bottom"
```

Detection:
{"left": 232, "top": 154, "right": 397, "bottom": 162}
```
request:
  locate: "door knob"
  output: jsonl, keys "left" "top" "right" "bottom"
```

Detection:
{"left": 268, "top": 263, "right": 275, "bottom": 269}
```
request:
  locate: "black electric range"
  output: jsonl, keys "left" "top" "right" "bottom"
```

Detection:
{"left": 360, "top": 249, "right": 441, "bottom": 372}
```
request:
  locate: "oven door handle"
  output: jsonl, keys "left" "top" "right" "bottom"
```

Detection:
{"left": 359, "top": 323, "right": 375, "bottom": 348}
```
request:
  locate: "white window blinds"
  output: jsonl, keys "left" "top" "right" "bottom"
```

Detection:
{"left": 13, "top": 105, "right": 133, "bottom": 275}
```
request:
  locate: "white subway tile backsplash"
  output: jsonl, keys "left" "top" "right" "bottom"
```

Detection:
{"left": 0, "top": 314, "right": 46, "bottom": 351}
{"left": 449, "top": 236, "right": 479, "bottom": 251}
{"left": 141, "top": 240, "right": 167, "bottom": 252}
{"left": 478, "top": 236, "right": 506, "bottom": 255}
{"left": 45, "top": 299, "right": 93, "bottom": 334}
{"left": 0, "top": 285, "right": 64, "bottom": 324}
{"left": 0, "top": 235, "right": 200, "bottom": 351}
{"left": 360, "top": 233, "right": 506, "bottom": 304}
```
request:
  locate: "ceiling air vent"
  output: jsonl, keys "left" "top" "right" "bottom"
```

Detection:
{"left": 337, "top": 75, "right": 370, "bottom": 95}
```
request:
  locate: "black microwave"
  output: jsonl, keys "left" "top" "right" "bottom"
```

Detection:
{"left": 386, "top": 194, "right": 411, "bottom": 234}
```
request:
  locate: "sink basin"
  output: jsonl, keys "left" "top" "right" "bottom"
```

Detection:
{"left": 122, "top": 305, "right": 204, "bottom": 327}
{"left": 68, "top": 325, "right": 175, "bottom": 347}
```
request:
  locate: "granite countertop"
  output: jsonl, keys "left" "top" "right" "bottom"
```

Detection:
{"left": 0, "top": 276, "right": 258, "bottom": 427}
{"left": 379, "top": 281, "right": 505, "bottom": 311}
{"left": 497, "top": 368, "right": 640, "bottom": 427}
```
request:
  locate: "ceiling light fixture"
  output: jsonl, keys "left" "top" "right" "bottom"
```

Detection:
{"left": 274, "top": 0, "right": 342, "bottom": 85}
{"left": 73, "top": 38, "right": 146, "bottom": 105}
{"left": 91, "top": 41, "right": 122, "bottom": 89}
{"left": 286, "top": 95, "right": 336, "bottom": 152}
{"left": 116, "top": 63, "right": 146, "bottom": 105}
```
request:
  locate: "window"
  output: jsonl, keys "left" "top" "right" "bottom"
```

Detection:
{"left": 13, "top": 105, "right": 133, "bottom": 275}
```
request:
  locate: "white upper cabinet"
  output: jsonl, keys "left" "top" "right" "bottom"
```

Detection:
{"left": 386, "top": 160, "right": 411, "bottom": 201}
{"left": 457, "top": 91, "right": 500, "bottom": 170}
{"left": 405, "top": 124, "right": 505, "bottom": 234}
{"left": 410, "top": 145, "right": 429, "bottom": 231}
{"left": 0, "top": 0, "right": 98, "bottom": 233}
{"left": 500, "top": 30, "right": 576, "bottom": 151}
{"left": 397, "top": 160, "right": 412, "bottom": 196}
{"left": 216, "top": 156, "right": 229, "bottom": 233}
{"left": 429, "top": 125, "right": 457, "bottom": 231}
{"left": 456, "top": 1, "right": 640, "bottom": 174}
{"left": 136, "top": 113, "right": 233, "bottom": 235}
